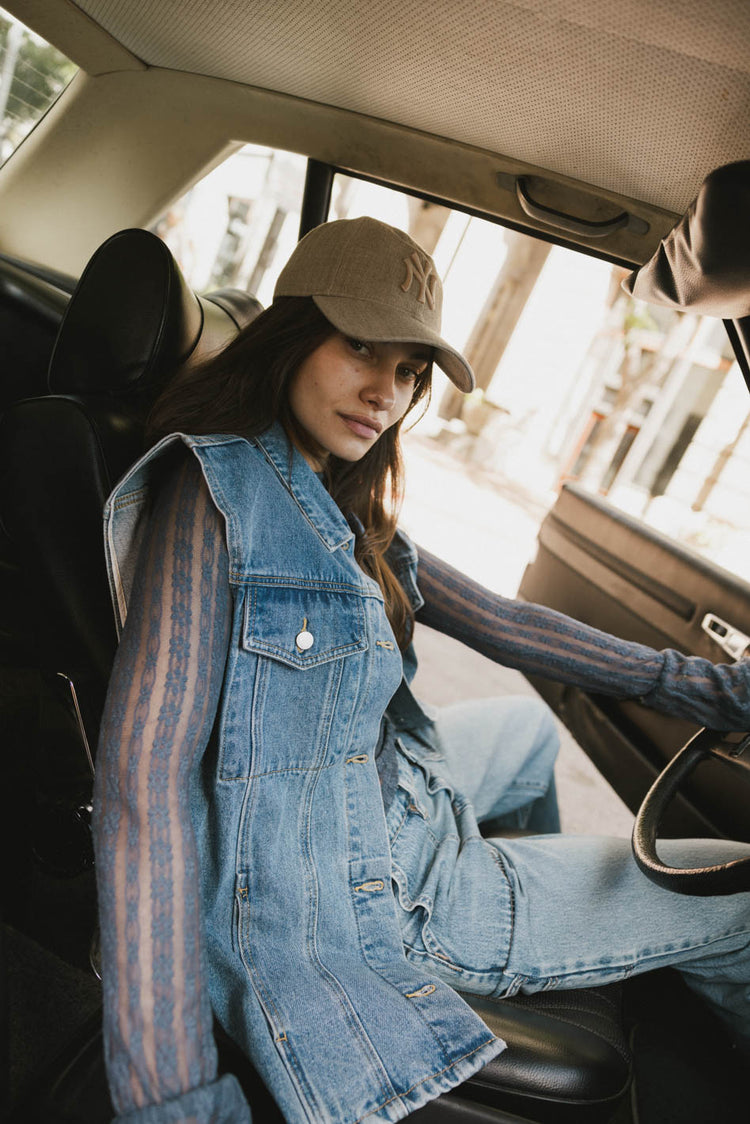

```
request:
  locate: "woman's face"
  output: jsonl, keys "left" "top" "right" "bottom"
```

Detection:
{"left": 288, "top": 332, "right": 430, "bottom": 470}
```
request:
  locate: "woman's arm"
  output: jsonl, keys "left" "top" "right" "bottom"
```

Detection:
{"left": 92, "top": 455, "right": 250, "bottom": 1122}
{"left": 416, "top": 545, "right": 750, "bottom": 731}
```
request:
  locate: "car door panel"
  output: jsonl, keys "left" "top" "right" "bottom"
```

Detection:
{"left": 518, "top": 482, "right": 750, "bottom": 842}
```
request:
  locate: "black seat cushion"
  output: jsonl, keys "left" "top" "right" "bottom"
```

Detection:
{"left": 450, "top": 988, "right": 630, "bottom": 1122}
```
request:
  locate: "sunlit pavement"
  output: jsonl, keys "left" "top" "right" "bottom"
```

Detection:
{"left": 402, "top": 432, "right": 635, "bottom": 838}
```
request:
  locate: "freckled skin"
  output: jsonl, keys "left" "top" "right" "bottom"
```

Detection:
{"left": 288, "top": 333, "right": 429, "bottom": 470}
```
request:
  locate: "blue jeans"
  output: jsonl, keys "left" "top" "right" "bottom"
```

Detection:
{"left": 387, "top": 696, "right": 750, "bottom": 1050}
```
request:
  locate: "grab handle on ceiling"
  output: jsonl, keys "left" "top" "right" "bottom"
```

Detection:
{"left": 498, "top": 173, "right": 649, "bottom": 238}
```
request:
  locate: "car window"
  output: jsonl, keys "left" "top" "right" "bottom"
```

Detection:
{"left": 329, "top": 172, "right": 750, "bottom": 593}
{"left": 151, "top": 143, "right": 307, "bottom": 308}
{"left": 0, "top": 8, "right": 77, "bottom": 169}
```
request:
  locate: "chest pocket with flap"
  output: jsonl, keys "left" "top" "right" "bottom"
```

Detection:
{"left": 218, "top": 581, "right": 369, "bottom": 779}
{"left": 243, "top": 581, "right": 367, "bottom": 667}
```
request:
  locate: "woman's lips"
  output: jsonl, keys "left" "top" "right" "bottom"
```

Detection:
{"left": 339, "top": 414, "right": 383, "bottom": 438}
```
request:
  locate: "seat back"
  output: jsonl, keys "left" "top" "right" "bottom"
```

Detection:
{"left": 0, "top": 228, "right": 261, "bottom": 875}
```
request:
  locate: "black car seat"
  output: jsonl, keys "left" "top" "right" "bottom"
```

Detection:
{"left": 1, "top": 228, "right": 262, "bottom": 772}
{"left": 0, "top": 229, "right": 630, "bottom": 1124}
{"left": 0, "top": 230, "right": 262, "bottom": 893}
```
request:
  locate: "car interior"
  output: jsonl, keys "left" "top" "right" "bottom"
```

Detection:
{"left": 2, "top": 2, "right": 750, "bottom": 1122}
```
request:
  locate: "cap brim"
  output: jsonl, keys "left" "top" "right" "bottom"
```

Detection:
{"left": 313, "top": 294, "right": 475, "bottom": 393}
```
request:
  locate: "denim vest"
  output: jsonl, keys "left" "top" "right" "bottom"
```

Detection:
{"left": 103, "top": 425, "right": 503, "bottom": 1124}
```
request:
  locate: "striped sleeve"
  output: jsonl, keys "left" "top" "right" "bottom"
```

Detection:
{"left": 92, "top": 454, "right": 251, "bottom": 1123}
{"left": 415, "top": 546, "right": 750, "bottom": 732}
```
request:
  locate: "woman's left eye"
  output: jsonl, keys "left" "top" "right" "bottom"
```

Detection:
{"left": 398, "top": 366, "right": 419, "bottom": 382}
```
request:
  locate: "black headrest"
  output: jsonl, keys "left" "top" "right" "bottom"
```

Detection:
{"left": 623, "top": 161, "right": 750, "bottom": 319}
{"left": 48, "top": 228, "right": 262, "bottom": 397}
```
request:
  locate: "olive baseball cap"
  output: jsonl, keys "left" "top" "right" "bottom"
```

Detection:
{"left": 274, "top": 217, "right": 474, "bottom": 393}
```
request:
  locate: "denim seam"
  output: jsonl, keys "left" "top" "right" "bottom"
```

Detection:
{"left": 112, "top": 488, "right": 147, "bottom": 512}
{"left": 387, "top": 805, "right": 408, "bottom": 847}
{"left": 218, "top": 761, "right": 337, "bottom": 782}
{"left": 421, "top": 819, "right": 451, "bottom": 850}
{"left": 347, "top": 886, "right": 453, "bottom": 1060}
{"left": 198, "top": 450, "right": 239, "bottom": 573}
{"left": 521, "top": 922, "right": 750, "bottom": 983}
{"left": 236, "top": 902, "right": 286, "bottom": 1031}
{"left": 401, "top": 929, "right": 507, "bottom": 985}
{"left": 489, "top": 845, "right": 515, "bottom": 973}
{"left": 217, "top": 590, "right": 258, "bottom": 781}
{"left": 300, "top": 663, "right": 397, "bottom": 1106}
{"left": 246, "top": 585, "right": 258, "bottom": 651}
{"left": 243, "top": 638, "right": 366, "bottom": 664}
{"left": 404, "top": 939, "right": 499, "bottom": 984}
{"left": 349, "top": 1036, "right": 500, "bottom": 1124}
{"left": 354, "top": 610, "right": 377, "bottom": 752}
{"left": 234, "top": 574, "right": 372, "bottom": 595}
{"left": 425, "top": 949, "right": 464, "bottom": 974}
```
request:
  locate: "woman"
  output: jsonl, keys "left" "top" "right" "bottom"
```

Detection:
{"left": 93, "top": 217, "right": 750, "bottom": 1124}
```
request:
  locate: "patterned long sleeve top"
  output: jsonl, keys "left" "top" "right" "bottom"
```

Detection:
{"left": 92, "top": 457, "right": 750, "bottom": 1120}
{"left": 91, "top": 454, "right": 250, "bottom": 1122}
{"left": 416, "top": 545, "right": 750, "bottom": 730}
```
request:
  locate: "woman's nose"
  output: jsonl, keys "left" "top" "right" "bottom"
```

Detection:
{"left": 362, "top": 366, "right": 397, "bottom": 409}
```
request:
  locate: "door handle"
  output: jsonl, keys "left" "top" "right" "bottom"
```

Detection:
{"left": 701, "top": 613, "right": 750, "bottom": 661}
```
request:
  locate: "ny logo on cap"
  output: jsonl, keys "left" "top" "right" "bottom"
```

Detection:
{"left": 401, "top": 252, "right": 436, "bottom": 310}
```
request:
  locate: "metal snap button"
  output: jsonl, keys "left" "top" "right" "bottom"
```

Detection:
{"left": 295, "top": 628, "right": 314, "bottom": 652}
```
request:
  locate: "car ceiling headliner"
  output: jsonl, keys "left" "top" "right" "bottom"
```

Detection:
{"left": 8, "top": 0, "right": 750, "bottom": 216}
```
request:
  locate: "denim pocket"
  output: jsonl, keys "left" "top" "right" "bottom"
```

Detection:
{"left": 388, "top": 743, "right": 514, "bottom": 993}
{"left": 218, "top": 581, "right": 367, "bottom": 779}
{"left": 242, "top": 580, "right": 367, "bottom": 668}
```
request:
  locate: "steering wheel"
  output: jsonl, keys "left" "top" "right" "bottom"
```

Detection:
{"left": 632, "top": 727, "right": 750, "bottom": 895}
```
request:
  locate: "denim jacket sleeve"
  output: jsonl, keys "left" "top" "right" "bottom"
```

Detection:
{"left": 92, "top": 454, "right": 252, "bottom": 1123}
{"left": 416, "top": 544, "right": 750, "bottom": 731}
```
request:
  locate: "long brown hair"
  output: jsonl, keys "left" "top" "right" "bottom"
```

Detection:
{"left": 147, "top": 297, "right": 431, "bottom": 648}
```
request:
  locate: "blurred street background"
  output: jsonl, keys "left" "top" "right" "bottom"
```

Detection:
{"left": 401, "top": 431, "right": 635, "bottom": 838}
